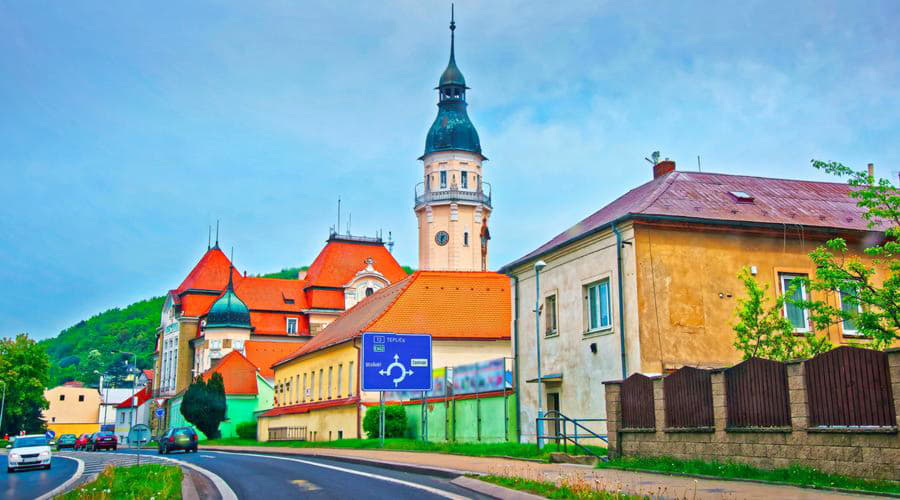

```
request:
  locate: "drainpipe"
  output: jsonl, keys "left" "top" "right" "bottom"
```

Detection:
{"left": 610, "top": 223, "right": 628, "bottom": 379}
{"left": 354, "top": 339, "right": 361, "bottom": 439}
{"left": 509, "top": 274, "right": 522, "bottom": 443}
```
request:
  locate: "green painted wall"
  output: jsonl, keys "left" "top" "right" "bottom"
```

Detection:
{"left": 401, "top": 393, "right": 517, "bottom": 443}
{"left": 167, "top": 375, "right": 273, "bottom": 440}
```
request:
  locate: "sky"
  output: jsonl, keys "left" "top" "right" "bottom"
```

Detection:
{"left": 1, "top": 1, "right": 898, "bottom": 340}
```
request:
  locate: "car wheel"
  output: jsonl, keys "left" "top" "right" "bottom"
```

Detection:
{"left": 112, "top": 447, "right": 117, "bottom": 451}
{"left": 6, "top": 467, "right": 13, "bottom": 473}
{"left": 45, "top": 464, "right": 51, "bottom": 470}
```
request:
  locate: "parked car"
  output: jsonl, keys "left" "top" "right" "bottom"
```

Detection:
{"left": 6, "top": 434, "right": 52, "bottom": 472}
{"left": 157, "top": 427, "right": 198, "bottom": 454}
{"left": 55, "top": 434, "right": 77, "bottom": 449}
{"left": 73, "top": 433, "right": 91, "bottom": 451}
{"left": 87, "top": 431, "right": 117, "bottom": 451}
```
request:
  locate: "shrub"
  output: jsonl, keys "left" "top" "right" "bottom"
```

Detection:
{"left": 363, "top": 405, "right": 407, "bottom": 439}
{"left": 236, "top": 421, "right": 257, "bottom": 440}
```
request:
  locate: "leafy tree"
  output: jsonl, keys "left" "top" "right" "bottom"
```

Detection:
{"left": 180, "top": 373, "right": 227, "bottom": 439}
{"left": 362, "top": 405, "right": 407, "bottom": 439}
{"left": 0, "top": 334, "right": 51, "bottom": 435}
{"left": 732, "top": 268, "right": 832, "bottom": 361}
{"left": 793, "top": 160, "right": 899, "bottom": 349}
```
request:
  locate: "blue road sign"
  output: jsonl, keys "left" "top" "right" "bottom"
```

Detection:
{"left": 155, "top": 408, "right": 165, "bottom": 418}
{"left": 44, "top": 430, "right": 55, "bottom": 441}
{"left": 361, "top": 332, "right": 432, "bottom": 391}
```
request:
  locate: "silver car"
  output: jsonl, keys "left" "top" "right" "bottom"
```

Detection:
{"left": 6, "top": 435, "right": 52, "bottom": 472}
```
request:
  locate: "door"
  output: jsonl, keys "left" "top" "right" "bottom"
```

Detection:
{"left": 547, "top": 393, "right": 560, "bottom": 443}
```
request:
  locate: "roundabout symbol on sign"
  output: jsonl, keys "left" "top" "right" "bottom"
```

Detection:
{"left": 379, "top": 354, "right": 414, "bottom": 387}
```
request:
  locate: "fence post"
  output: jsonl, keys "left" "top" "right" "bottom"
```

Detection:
{"left": 444, "top": 370, "right": 450, "bottom": 442}
{"left": 421, "top": 391, "right": 427, "bottom": 441}
{"left": 503, "top": 388, "right": 509, "bottom": 442}
{"left": 476, "top": 363, "right": 481, "bottom": 442}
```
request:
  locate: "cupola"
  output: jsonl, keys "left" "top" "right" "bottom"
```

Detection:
{"left": 205, "top": 267, "right": 251, "bottom": 329}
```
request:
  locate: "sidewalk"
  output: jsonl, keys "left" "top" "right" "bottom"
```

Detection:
{"left": 201, "top": 445, "right": 883, "bottom": 499}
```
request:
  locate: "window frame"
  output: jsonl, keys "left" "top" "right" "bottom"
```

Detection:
{"left": 779, "top": 272, "right": 811, "bottom": 333}
{"left": 286, "top": 317, "right": 299, "bottom": 335}
{"left": 584, "top": 278, "right": 613, "bottom": 334}
{"left": 461, "top": 171, "right": 468, "bottom": 189}
{"left": 838, "top": 287, "right": 865, "bottom": 338}
{"left": 544, "top": 293, "right": 559, "bottom": 337}
{"left": 440, "top": 171, "right": 447, "bottom": 189}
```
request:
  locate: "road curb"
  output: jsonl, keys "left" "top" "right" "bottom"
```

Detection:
{"left": 451, "top": 476, "right": 545, "bottom": 500}
{"left": 181, "top": 467, "right": 200, "bottom": 500}
{"left": 36, "top": 455, "right": 84, "bottom": 500}
{"left": 155, "top": 454, "right": 237, "bottom": 500}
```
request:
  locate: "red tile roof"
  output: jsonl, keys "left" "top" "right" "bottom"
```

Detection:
{"left": 304, "top": 239, "right": 407, "bottom": 289}
{"left": 175, "top": 247, "right": 242, "bottom": 294}
{"left": 504, "top": 170, "right": 881, "bottom": 270}
{"left": 236, "top": 277, "right": 308, "bottom": 311}
{"left": 203, "top": 350, "right": 259, "bottom": 395}
{"left": 259, "top": 396, "right": 359, "bottom": 418}
{"left": 244, "top": 341, "right": 305, "bottom": 378}
{"left": 115, "top": 386, "right": 151, "bottom": 408}
{"left": 274, "top": 271, "right": 510, "bottom": 367}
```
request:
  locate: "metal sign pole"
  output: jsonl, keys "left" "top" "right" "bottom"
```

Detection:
{"left": 379, "top": 391, "right": 385, "bottom": 447}
{"left": 421, "top": 391, "right": 427, "bottom": 441}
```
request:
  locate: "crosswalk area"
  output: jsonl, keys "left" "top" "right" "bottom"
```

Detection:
{"left": 58, "top": 450, "right": 173, "bottom": 477}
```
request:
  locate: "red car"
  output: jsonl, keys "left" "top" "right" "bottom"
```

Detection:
{"left": 87, "top": 431, "right": 118, "bottom": 451}
{"left": 74, "top": 433, "right": 91, "bottom": 451}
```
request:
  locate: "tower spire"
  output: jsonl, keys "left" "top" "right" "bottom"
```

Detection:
{"left": 449, "top": 3, "right": 456, "bottom": 63}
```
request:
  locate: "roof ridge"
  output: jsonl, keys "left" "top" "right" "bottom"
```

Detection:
{"left": 682, "top": 169, "right": 853, "bottom": 186}
{"left": 634, "top": 172, "right": 679, "bottom": 214}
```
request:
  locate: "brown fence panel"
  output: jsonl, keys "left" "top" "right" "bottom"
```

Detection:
{"left": 805, "top": 346, "right": 897, "bottom": 428}
{"left": 621, "top": 373, "right": 656, "bottom": 429}
{"left": 664, "top": 366, "right": 713, "bottom": 429}
{"left": 724, "top": 357, "right": 790, "bottom": 428}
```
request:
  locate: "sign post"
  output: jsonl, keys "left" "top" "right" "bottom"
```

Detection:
{"left": 128, "top": 424, "right": 151, "bottom": 466}
{"left": 361, "top": 333, "right": 432, "bottom": 447}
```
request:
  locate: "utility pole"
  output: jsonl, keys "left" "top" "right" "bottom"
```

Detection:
{"left": 0, "top": 381, "right": 7, "bottom": 435}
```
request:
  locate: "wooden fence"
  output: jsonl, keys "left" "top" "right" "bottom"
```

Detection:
{"left": 805, "top": 346, "right": 897, "bottom": 428}
{"left": 663, "top": 366, "right": 713, "bottom": 429}
{"left": 725, "top": 357, "right": 791, "bottom": 428}
{"left": 620, "top": 373, "right": 655, "bottom": 429}
{"left": 268, "top": 426, "right": 308, "bottom": 441}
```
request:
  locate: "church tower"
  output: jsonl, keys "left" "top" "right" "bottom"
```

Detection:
{"left": 415, "top": 9, "right": 492, "bottom": 271}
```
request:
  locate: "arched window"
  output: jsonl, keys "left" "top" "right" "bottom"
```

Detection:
{"left": 464, "top": 232, "right": 469, "bottom": 246}
{"left": 366, "top": 287, "right": 374, "bottom": 297}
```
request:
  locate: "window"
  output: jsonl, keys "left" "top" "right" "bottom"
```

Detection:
{"left": 440, "top": 171, "right": 447, "bottom": 188}
{"left": 210, "top": 339, "right": 221, "bottom": 350}
{"left": 60, "top": 394, "right": 65, "bottom": 401}
{"left": 318, "top": 369, "right": 324, "bottom": 400}
{"left": 337, "top": 364, "right": 343, "bottom": 397}
{"left": 779, "top": 273, "right": 810, "bottom": 332}
{"left": 348, "top": 362, "right": 354, "bottom": 396}
{"left": 328, "top": 367, "right": 333, "bottom": 398}
{"left": 286, "top": 380, "right": 291, "bottom": 404}
{"left": 302, "top": 373, "right": 308, "bottom": 402}
{"left": 461, "top": 171, "right": 468, "bottom": 189}
{"left": 365, "top": 287, "right": 374, "bottom": 297}
{"left": 286, "top": 318, "right": 298, "bottom": 335}
{"left": 839, "top": 287, "right": 864, "bottom": 337}
{"left": 296, "top": 375, "right": 301, "bottom": 402}
{"left": 233, "top": 339, "right": 244, "bottom": 351}
{"left": 78, "top": 394, "right": 85, "bottom": 402}
{"left": 585, "top": 280, "right": 612, "bottom": 332}
{"left": 309, "top": 372, "right": 315, "bottom": 401}
{"left": 545, "top": 294, "right": 558, "bottom": 336}
{"left": 464, "top": 232, "right": 469, "bottom": 247}
{"left": 119, "top": 412, "right": 125, "bottom": 423}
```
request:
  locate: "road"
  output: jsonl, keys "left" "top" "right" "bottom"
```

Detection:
{"left": 1, "top": 455, "right": 78, "bottom": 500}
{"left": 121, "top": 449, "right": 485, "bottom": 499}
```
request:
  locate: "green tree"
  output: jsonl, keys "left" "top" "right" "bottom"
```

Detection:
{"left": 362, "top": 405, "right": 407, "bottom": 439}
{"left": 794, "top": 160, "right": 899, "bottom": 349}
{"left": 180, "top": 373, "right": 227, "bottom": 439}
{"left": 732, "top": 268, "right": 832, "bottom": 361}
{"left": 0, "top": 334, "right": 51, "bottom": 435}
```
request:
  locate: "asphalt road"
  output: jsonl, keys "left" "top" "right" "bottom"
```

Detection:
{"left": 122, "top": 449, "right": 486, "bottom": 499}
{"left": 0, "top": 455, "right": 78, "bottom": 500}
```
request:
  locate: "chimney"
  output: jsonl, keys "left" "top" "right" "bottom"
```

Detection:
{"left": 653, "top": 160, "right": 676, "bottom": 179}
{"left": 867, "top": 163, "right": 874, "bottom": 178}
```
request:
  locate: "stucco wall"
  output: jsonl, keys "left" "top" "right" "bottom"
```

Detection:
{"left": 272, "top": 342, "right": 358, "bottom": 408}
{"left": 176, "top": 320, "right": 199, "bottom": 395}
{"left": 511, "top": 223, "right": 639, "bottom": 443}
{"left": 258, "top": 404, "right": 359, "bottom": 442}
{"left": 43, "top": 386, "right": 101, "bottom": 426}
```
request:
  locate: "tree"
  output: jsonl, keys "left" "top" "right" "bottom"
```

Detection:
{"left": 0, "top": 334, "right": 51, "bottom": 435}
{"left": 732, "top": 268, "right": 832, "bottom": 361}
{"left": 362, "top": 405, "right": 407, "bottom": 439}
{"left": 797, "top": 160, "right": 899, "bottom": 349}
{"left": 180, "top": 373, "right": 227, "bottom": 439}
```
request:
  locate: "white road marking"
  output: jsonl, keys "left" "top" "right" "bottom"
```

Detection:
{"left": 36, "top": 455, "right": 84, "bottom": 500}
{"left": 200, "top": 455, "right": 216, "bottom": 459}
{"left": 291, "top": 479, "right": 321, "bottom": 491}
{"left": 231, "top": 452, "right": 467, "bottom": 500}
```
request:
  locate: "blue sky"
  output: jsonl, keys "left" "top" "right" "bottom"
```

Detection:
{"left": 1, "top": 1, "right": 898, "bottom": 339}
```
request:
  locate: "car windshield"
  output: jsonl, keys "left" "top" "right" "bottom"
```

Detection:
{"left": 60, "top": 434, "right": 76, "bottom": 439}
{"left": 96, "top": 432, "right": 114, "bottom": 437}
{"left": 13, "top": 437, "right": 47, "bottom": 448}
{"left": 174, "top": 429, "right": 194, "bottom": 436}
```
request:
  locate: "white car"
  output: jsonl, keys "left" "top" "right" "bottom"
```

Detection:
{"left": 6, "top": 435, "right": 52, "bottom": 473}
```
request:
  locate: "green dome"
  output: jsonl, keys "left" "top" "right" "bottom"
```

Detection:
{"left": 205, "top": 272, "right": 251, "bottom": 329}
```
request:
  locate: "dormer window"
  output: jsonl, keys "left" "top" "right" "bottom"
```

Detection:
{"left": 728, "top": 191, "right": 754, "bottom": 203}
{"left": 286, "top": 317, "right": 298, "bottom": 335}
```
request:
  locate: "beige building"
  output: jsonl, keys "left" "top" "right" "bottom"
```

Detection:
{"left": 43, "top": 383, "right": 101, "bottom": 436}
{"left": 501, "top": 160, "right": 891, "bottom": 443}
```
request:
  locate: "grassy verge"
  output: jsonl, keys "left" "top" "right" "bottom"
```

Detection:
{"left": 474, "top": 475, "right": 642, "bottom": 499}
{"left": 58, "top": 464, "right": 182, "bottom": 499}
{"left": 598, "top": 456, "right": 900, "bottom": 495}
{"left": 203, "top": 437, "right": 606, "bottom": 461}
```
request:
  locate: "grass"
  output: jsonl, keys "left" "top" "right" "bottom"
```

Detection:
{"left": 58, "top": 464, "right": 182, "bottom": 499}
{"left": 598, "top": 456, "right": 900, "bottom": 495}
{"left": 202, "top": 437, "right": 606, "bottom": 461}
{"left": 474, "top": 474, "right": 643, "bottom": 499}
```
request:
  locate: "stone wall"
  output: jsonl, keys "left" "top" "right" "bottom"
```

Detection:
{"left": 603, "top": 350, "right": 900, "bottom": 481}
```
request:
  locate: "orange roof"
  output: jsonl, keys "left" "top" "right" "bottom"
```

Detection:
{"left": 176, "top": 247, "right": 242, "bottom": 294}
{"left": 248, "top": 312, "right": 309, "bottom": 336}
{"left": 306, "top": 288, "right": 345, "bottom": 310}
{"left": 203, "top": 350, "right": 259, "bottom": 395}
{"left": 304, "top": 238, "right": 407, "bottom": 289}
{"left": 235, "top": 277, "right": 308, "bottom": 311}
{"left": 244, "top": 340, "right": 306, "bottom": 378}
{"left": 275, "top": 271, "right": 510, "bottom": 366}
{"left": 180, "top": 294, "right": 220, "bottom": 318}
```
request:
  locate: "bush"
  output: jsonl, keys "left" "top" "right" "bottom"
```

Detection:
{"left": 236, "top": 421, "right": 257, "bottom": 440}
{"left": 363, "top": 405, "right": 407, "bottom": 439}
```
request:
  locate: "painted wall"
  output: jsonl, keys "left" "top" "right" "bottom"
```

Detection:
{"left": 271, "top": 342, "right": 358, "bottom": 409}
{"left": 258, "top": 404, "right": 359, "bottom": 442}
{"left": 400, "top": 392, "right": 517, "bottom": 443}
{"left": 42, "top": 386, "right": 101, "bottom": 433}
{"left": 47, "top": 423, "right": 99, "bottom": 436}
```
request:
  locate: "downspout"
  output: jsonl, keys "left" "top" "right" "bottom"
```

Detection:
{"left": 610, "top": 223, "right": 628, "bottom": 379}
{"left": 509, "top": 274, "right": 522, "bottom": 443}
{"left": 354, "top": 338, "right": 361, "bottom": 439}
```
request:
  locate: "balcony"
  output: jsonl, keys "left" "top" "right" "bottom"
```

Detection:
{"left": 414, "top": 183, "right": 492, "bottom": 209}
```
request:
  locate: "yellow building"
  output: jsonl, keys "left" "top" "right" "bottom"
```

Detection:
{"left": 502, "top": 160, "right": 894, "bottom": 442}
{"left": 258, "top": 271, "right": 511, "bottom": 441}
{"left": 42, "top": 383, "right": 101, "bottom": 436}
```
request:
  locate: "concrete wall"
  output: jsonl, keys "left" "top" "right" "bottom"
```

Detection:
{"left": 603, "top": 351, "right": 900, "bottom": 481}
{"left": 43, "top": 386, "right": 101, "bottom": 433}
{"left": 258, "top": 404, "right": 359, "bottom": 442}
{"left": 398, "top": 392, "right": 517, "bottom": 443}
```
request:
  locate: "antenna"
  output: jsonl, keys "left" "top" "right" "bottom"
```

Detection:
{"left": 644, "top": 151, "right": 660, "bottom": 166}
{"left": 337, "top": 197, "right": 341, "bottom": 235}
{"left": 387, "top": 231, "right": 395, "bottom": 253}
{"left": 215, "top": 220, "right": 220, "bottom": 248}
{"left": 207, "top": 225, "right": 211, "bottom": 250}
{"left": 697, "top": 155, "right": 702, "bottom": 172}
{"left": 347, "top": 212, "right": 352, "bottom": 236}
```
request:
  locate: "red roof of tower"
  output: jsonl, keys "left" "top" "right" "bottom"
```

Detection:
{"left": 175, "top": 247, "right": 242, "bottom": 295}
{"left": 304, "top": 238, "right": 407, "bottom": 289}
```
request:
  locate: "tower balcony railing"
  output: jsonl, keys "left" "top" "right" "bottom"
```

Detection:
{"left": 415, "top": 182, "right": 492, "bottom": 208}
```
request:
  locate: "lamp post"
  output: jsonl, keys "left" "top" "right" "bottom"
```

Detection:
{"left": 113, "top": 351, "right": 137, "bottom": 447}
{"left": 94, "top": 370, "right": 109, "bottom": 432}
{"left": 534, "top": 260, "right": 546, "bottom": 449}
{"left": 0, "top": 381, "right": 7, "bottom": 435}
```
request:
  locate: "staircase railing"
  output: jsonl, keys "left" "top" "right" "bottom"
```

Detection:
{"left": 536, "top": 411, "right": 608, "bottom": 461}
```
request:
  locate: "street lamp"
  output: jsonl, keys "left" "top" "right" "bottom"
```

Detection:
{"left": 0, "top": 381, "right": 7, "bottom": 435}
{"left": 94, "top": 370, "right": 110, "bottom": 431}
{"left": 113, "top": 350, "right": 137, "bottom": 447}
{"left": 534, "top": 260, "right": 546, "bottom": 449}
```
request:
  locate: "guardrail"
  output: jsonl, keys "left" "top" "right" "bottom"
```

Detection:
{"left": 414, "top": 188, "right": 492, "bottom": 208}
{"left": 268, "top": 426, "right": 307, "bottom": 441}
{"left": 536, "top": 411, "right": 608, "bottom": 460}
